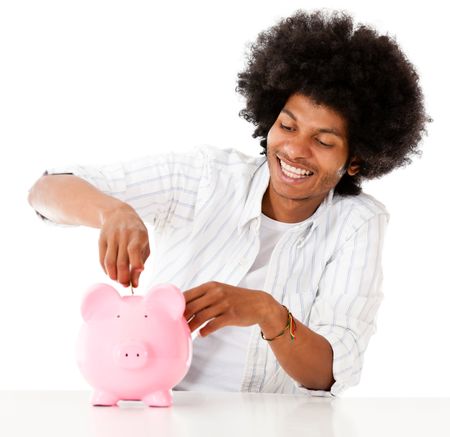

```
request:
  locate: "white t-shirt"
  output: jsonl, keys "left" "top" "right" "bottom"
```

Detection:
{"left": 175, "top": 213, "right": 300, "bottom": 392}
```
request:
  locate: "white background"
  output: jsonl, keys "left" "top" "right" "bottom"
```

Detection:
{"left": 0, "top": 0, "right": 448, "bottom": 396}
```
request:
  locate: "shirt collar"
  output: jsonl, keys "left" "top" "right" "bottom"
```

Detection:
{"left": 237, "top": 159, "right": 335, "bottom": 233}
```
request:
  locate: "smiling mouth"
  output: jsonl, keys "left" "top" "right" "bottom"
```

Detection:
{"left": 277, "top": 157, "right": 314, "bottom": 179}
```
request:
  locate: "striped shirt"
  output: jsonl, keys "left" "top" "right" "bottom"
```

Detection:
{"left": 42, "top": 145, "right": 389, "bottom": 396}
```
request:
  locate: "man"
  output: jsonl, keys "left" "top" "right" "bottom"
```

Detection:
{"left": 28, "top": 10, "right": 429, "bottom": 396}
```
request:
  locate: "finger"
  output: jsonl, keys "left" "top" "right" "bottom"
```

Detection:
{"left": 116, "top": 241, "right": 131, "bottom": 287}
{"left": 188, "top": 303, "right": 225, "bottom": 332}
{"left": 128, "top": 242, "right": 146, "bottom": 288}
{"left": 183, "top": 281, "right": 216, "bottom": 304}
{"left": 128, "top": 242, "right": 145, "bottom": 271}
{"left": 104, "top": 240, "right": 118, "bottom": 281}
{"left": 199, "top": 316, "right": 229, "bottom": 337}
{"left": 98, "top": 234, "right": 107, "bottom": 275}
{"left": 130, "top": 268, "right": 143, "bottom": 289}
{"left": 142, "top": 243, "right": 151, "bottom": 264}
{"left": 184, "top": 291, "right": 220, "bottom": 321}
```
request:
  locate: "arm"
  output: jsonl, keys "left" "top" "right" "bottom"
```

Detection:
{"left": 29, "top": 147, "right": 208, "bottom": 230}
{"left": 259, "top": 213, "right": 389, "bottom": 393}
{"left": 27, "top": 173, "right": 131, "bottom": 228}
{"left": 259, "top": 297, "right": 334, "bottom": 391}
{"left": 28, "top": 147, "right": 208, "bottom": 287}
{"left": 183, "top": 282, "right": 334, "bottom": 391}
{"left": 28, "top": 174, "right": 149, "bottom": 288}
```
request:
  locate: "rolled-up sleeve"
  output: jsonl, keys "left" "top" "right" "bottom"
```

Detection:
{"left": 298, "top": 211, "right": 389, "bottom": 397}
{"left": 38, "top": 146, "right": 210, "bottom": 230}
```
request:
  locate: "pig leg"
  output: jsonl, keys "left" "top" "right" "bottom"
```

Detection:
{"left": 91, "top": 389, "right": 120, "bottom": 406}
{"left": 142, "top": 390, "right": 173, "bottom": 407}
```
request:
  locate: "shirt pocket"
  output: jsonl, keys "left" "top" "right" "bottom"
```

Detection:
{"left": 285, "top": 282, "right": 319, "bottom": 325}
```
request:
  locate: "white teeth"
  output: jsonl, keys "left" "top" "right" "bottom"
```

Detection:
{"left": 282, "top": 169, "right": 305, "bottom": 179}
{"left": 279, "top": 159, "right": 313, "bottom": 177}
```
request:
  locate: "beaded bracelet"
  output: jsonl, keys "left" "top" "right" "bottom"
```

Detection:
{"left": 260, "top": 305, "right": 297, "bottom": 341}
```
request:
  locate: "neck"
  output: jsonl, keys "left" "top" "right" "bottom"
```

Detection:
{"left": 261, "top": 186, "right": 327, "bottom": 223}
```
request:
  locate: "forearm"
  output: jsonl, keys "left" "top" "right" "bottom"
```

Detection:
{"left": 258, "top": 293, "right": 335, "bottom": 391}
{"left": 27, "top": 174, "right": 131, "bottom": 228}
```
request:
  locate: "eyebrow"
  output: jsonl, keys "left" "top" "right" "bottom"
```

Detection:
{"left": 281, "top": 108, "right": 344, "bottom": 138}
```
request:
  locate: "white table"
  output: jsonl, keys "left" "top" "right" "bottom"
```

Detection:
{"left": 1, "top": 391, "right": 449, "bottom": 437}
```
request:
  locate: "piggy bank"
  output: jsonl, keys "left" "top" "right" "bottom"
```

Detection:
{"left": 76, "top": 283, "right": 192, "bottom": 407}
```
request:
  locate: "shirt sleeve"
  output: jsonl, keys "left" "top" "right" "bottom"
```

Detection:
{"left": 297, "top": 211, "right": 389, "bottom": 397}
{"left": 37, "top": 146, "right": 210, "bottom": 230}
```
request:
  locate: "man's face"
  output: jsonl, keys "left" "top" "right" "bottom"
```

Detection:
{"left": 265, "top": 93, "right": 358, "bottom": 210}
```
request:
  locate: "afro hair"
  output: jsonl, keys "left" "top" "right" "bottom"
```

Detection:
{"left": 236, "top": 9, "right": 431, "bottom": 195}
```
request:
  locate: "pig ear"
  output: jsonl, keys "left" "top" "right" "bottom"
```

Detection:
{"left": 81, "top": 283, "right": 121, "bottom": 321}
{"left": 144, "top": 284, "right": 185, "bottom": 320}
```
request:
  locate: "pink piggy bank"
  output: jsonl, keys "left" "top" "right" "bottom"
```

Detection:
{"left": 76, "top": 283, "right": 192, "bottom": 407}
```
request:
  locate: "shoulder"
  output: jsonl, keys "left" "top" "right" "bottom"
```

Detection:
{"left": 193, "top": 145, "right": 265, "bottom": 174}
{"left": 334, "top": 191, "right": 389, "bottom": 218}
{"left": 329, "top": 191, "right": 390, "bottom": 238}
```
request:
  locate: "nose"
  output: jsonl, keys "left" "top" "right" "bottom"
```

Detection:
{"left": 283, "top": 131, "right": 314, "bottom": 162}
{"left": 283, "top": 136, "right": 313, "bottom": 160}
{"left": 114, "top": 342, "right": 149, "bottom": 369}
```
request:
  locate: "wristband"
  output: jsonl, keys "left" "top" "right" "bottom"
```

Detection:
{"left": 260, "top": 305, "right": 297, "bottom": 341}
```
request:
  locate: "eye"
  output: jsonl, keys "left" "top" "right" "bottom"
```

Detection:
{"left": 144, "top": 315, "right": 148, "bottom": 318}
{"left": 116, "top": 315, "right": 120, "bottom": 318}
{"left": 280, "top": 123, "right": 295, "bottom": 132}
{"left": 316, "top": 139, "right": 333, "bottom": 148}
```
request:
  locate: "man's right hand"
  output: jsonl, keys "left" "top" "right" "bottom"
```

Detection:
{"left": 98, "top": 204, "right": 150, "bottom": 289}
{"left": 28, "top": 173, "right": 151, "bottom": 288}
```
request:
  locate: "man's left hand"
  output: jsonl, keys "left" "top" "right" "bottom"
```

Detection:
{"left": 183, "top": 281, "right": 273, "bottom": 337}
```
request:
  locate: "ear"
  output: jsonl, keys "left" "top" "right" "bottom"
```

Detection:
{"left": 144, "top": 284, "right": 185, "bottom": 320}
{"left": 347, "top": 157, "right": 361, "bottom": 176}
{"left": 81, "top": 283, "right": 121, "bottom": 321}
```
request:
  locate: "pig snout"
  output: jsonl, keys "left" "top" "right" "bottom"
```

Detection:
{"left": 113, "top": 342, "right": 149, "bottom": 369}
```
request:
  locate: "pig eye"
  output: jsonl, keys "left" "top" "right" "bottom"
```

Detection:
{"left": 144, "top": 315, "right": 148, "bottom": 318}
{"left": 116, "top": 315, "right": 120, "bottom": 318}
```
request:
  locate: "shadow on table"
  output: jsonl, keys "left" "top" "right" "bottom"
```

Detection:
{"left": 87, "top": 392, "right": 356, "bottom": 437}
